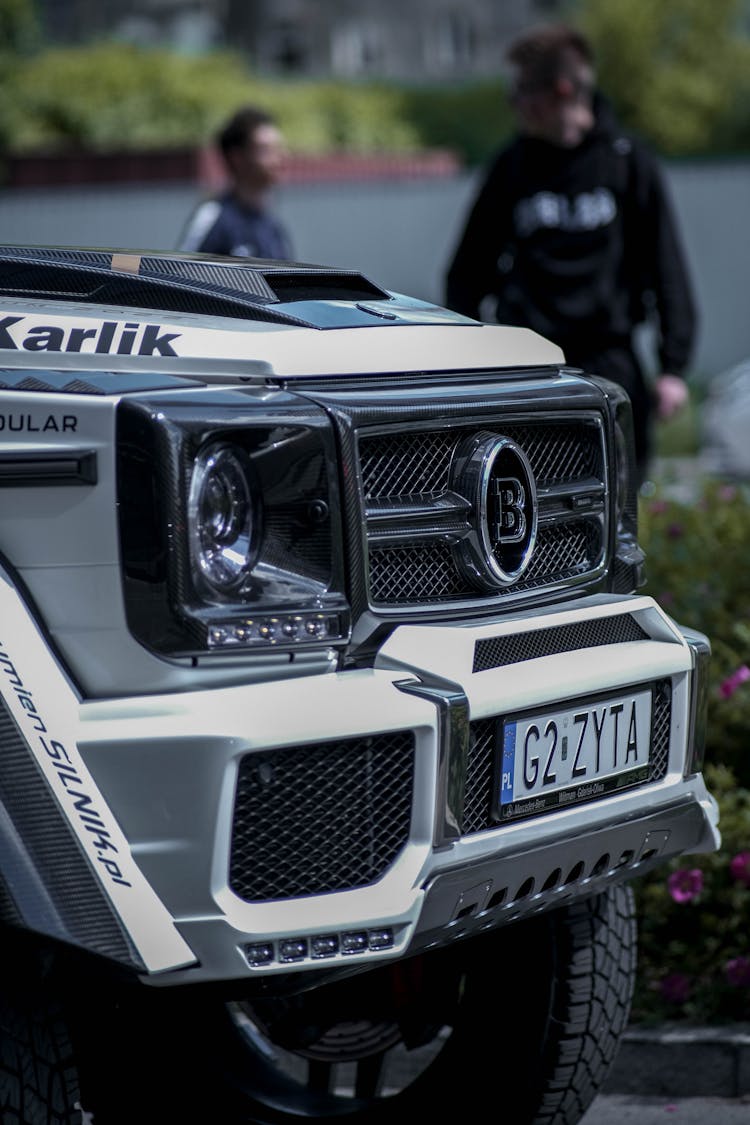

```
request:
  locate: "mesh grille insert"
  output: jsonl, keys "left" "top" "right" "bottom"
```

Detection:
{"left": 360, "top": 420, "right": 602, "bottom": 502}
{"left": 473, "top": 614, "right": 648, "bottom": 672}
{"left": 229, "top": 732, "right": 414, "bottom": 902}
{"left": 368, "top": 520, "right": 602, "bottom": 605}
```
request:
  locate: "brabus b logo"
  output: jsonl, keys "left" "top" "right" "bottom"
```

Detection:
{"left": 451, "top": 432, "right": 538, "bottom": 590}
{"left": 490, "top": 477, "right": 527, "bottom": 543}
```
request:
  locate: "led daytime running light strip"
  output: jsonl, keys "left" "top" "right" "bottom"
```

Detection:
{"left": 208, "top": 611, "right": 346, "bottom": 648}
{"left": 244, "top": 927, "right": 396, "bottom": 968}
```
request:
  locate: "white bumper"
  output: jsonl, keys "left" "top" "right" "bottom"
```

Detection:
{"left": 0, "top": 575, "right": 719, "bottom": 983}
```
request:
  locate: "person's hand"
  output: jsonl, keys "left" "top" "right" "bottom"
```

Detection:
{"left": 655, "top": 373, "right": 689, "bottom": 421}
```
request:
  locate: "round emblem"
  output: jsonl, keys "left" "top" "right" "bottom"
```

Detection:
{"left": 451, "top": 431, "right": 538, "bottom": 589}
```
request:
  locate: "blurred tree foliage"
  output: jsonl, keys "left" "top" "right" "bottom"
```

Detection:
{"left": 576, "top": 0, "right": 750, "bottom": 155}
{"left": 0, "top": 0, "right": 39, "bottom": 152}
{"left": 0, "top": 0, "right": 38, "bottom": 55}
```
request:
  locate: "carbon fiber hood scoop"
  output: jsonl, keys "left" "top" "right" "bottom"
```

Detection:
{"left": 0, "top": 244, "right": 434, "bottom": 329}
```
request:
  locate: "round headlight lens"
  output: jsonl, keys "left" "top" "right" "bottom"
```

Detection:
{"left": 188, "top": 444, "right": 258, "bottom": 591}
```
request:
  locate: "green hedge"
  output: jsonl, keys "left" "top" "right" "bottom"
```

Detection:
{"left": 0, "top": 45, "right": 418, "bottom": 155}
{"left": 3, "top": 37, "right": 750, "bottom": 168}
{"left": 633, "top": 479, "right": 750, "bottom": 1023}
{"left": 0, "top": 43, "right": 502, "bottom": 161}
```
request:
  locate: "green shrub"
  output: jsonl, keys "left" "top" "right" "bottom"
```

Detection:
{"left": 2, "top": 44, "right": 257, "bottom": 151}
{"left": 400, "top": 80, "right": 513, "bottom": 166}
{"left": 633, "top": 478, "right": 750, "bottom": 1022}
{"left": 640, "top": 479, "right": 750, "bottom": 784}
{"left": 633, "top": 763, "right": 750, "bottom": 1023}
{"left": 0, "top": 44, "right": 421, "bottom": 155}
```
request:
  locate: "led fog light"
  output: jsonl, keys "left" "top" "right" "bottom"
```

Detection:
{"left": 310, "top": 934, "right": 339, "bottom": 959}
{"left": 245, "top": 943, "right": 274, "bottom": 967}
{"left": 368, "top": 928, "right": 394, "bottom": 951}
{"left": 341, "top": 931, "right": 368, "bottom": 955}
{"left": 278, "top": 939, "right": 308, "bottom": 963}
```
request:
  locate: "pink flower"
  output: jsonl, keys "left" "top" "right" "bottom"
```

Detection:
{"left": 666, "top": 522, "right": 684, "bottom": 539}
{"left": 659, "top": 972, "right": 691, "bottom": 1004}
{"left": 667, "top": 868, "right": 703, "bottom": 903}
{"left": 726, "top": 956, "right": 750, "bottom": 988}
{"left": 730, "top": 851, "right": 750, "bottom": 887}
{"left": 720, "top": 665, "right": 750, "bottom": 699}
{"left": 649, "top": 500, "right": 669, "bottom": 515}
{"left": 718, "top": 485, "right": 737, "bottom": 503}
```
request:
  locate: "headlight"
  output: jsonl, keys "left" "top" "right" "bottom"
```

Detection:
{"left": 188, "top": 443, "right": 260, "bottom": 593}
{"left": 117, "top": 389, "right": 350, "bottom": 657}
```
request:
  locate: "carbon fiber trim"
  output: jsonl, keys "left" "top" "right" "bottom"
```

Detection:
{"left": 0, "top": 246, "right": 388, "bottom": 325}
{"left": 0, "top": 695, "right": 143, "bottom": 968}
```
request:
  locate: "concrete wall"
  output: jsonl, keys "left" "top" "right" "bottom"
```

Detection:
{"left": 1, "top": 159, "right": 748, "bottom": 378}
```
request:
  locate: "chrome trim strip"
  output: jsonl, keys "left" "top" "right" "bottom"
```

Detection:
{"left": 396, "top": 675, "right": 470, "bottom": 847}
{"left": 680, "top": 627, "right": 711, "bottom": 775}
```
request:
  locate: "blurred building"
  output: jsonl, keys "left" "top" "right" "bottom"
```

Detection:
{"left": 33, "top": 0, "right": 566, "bottom": 79}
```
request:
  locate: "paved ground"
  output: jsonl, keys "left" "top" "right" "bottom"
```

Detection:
{"left": 604, "top": 1024, "right": 750, "bottom": 1099}
{"left": 579, "top": 1023, "right": 750, "bottom": 1124}
{"left": 583, "top": 1094, "right": 750, "bottom": 1123}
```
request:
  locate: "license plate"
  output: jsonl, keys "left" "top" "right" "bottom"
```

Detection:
{"left": 495, "top": 688, "right": 653, "bottom": 821}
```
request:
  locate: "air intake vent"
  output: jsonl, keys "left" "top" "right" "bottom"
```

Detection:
{"left": 264, "top": 269, "right": 388, "bottom": 303}
{"left": 473, "top": 615, "right": 648, "bottom": 673}
{"left": 230, "top": 732, "right": 414, "bottom": 902}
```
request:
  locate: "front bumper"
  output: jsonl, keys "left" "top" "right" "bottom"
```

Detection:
{"left": 0, "top": 582, "right": 719, "bottom": 984}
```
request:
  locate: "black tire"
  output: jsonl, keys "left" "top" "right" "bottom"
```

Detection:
{"left": 0, "top": 985, "right": 82, "bottom": 1125}
{"left": 74, "top": 883, "right": 636, "bottom": 1125}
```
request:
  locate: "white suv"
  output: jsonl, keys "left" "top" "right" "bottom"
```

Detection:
{"left": 0, "top": 245, "right": 717, "bottom": 1125}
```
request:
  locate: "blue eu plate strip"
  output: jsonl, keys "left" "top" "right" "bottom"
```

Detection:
{"left": 501, "top": 723, "right": 516, "bottom": 805}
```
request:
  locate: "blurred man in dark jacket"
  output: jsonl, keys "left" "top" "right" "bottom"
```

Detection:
{"left": 179, "top": 105, "right": 293, "bottom": 261}
{"left": 444, "top": 24, "right": 696, "bottom": 482}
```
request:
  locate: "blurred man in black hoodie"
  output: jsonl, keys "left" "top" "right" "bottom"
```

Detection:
{"left": 444, "top": 24, "right": 696, "bottom": 483}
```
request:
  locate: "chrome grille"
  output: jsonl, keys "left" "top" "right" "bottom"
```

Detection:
{"left": 359, "top": 417, "right": 606, "bottom": 609}
{"left": 462, "top": 680, "right": 672, "bottom": 834}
